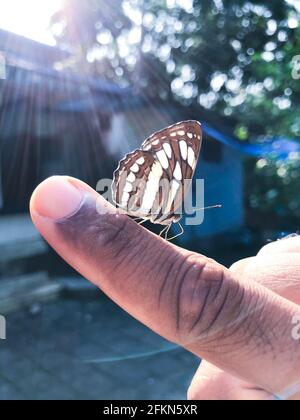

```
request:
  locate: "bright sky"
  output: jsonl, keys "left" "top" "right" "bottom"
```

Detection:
{"left": 0, "top": 0, "right": 298, "bottom": 47}
{"left": 0, "top": 0, "right": 63, "bottom": 45}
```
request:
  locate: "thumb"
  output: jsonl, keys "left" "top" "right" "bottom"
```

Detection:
{"left": 30, "top": 176, "right": 300, "bottom": 397}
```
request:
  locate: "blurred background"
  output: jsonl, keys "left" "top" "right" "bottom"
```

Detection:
{"left": 0, "top": 0, "right": 299, "bottom": 400}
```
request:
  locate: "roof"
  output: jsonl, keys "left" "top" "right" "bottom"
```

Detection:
{"left": 0, "top": 29, "right": 299, "bottom": 159}
{"left": 0, "top": 29, "right": 129, "bottom": 112}
{"left": 202, "top": 123, "right": 300, "bottom": 160}
{"left": 0, "top": 28, "right": 69, "bottom": 66}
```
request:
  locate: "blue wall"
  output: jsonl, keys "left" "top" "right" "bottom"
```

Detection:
{"left": 183, "top": 146, "right": 244, "bottom": 239}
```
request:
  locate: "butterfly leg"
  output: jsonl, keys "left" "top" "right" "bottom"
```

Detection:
{"left": 166, "top": 221, "right": 184, "bottom": 242}
{"left": 164, "top": 224, "right": 172, "bottom": 241}
{"left": 130, "top": 217, "right": 148, "bottom": 225}
{"left": 137, "top": 219, "right": 148, "bottom": 226}
{"left": 159, "top": 225, "right": 169, "bottom": 238}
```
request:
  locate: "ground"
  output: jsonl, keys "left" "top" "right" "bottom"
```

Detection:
{"left": 0, "top": 285, "right": 199, "bottom": 400}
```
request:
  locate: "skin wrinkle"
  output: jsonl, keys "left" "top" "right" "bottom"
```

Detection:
{"left": 158, "top": 246, "right": 182, "bottom": 307}
{"left": 192, "top": 307, "right": 288, "bottom": 394}
{"left": 134, "top": 241, "right": 165, "bottom": 282}
{"left": 190, "top": 263, "right": 206, "bottom": 306}
{"left": 189, "top": 280, "right": 212, "bottom": 334}
{"left": 270, "top": 305, "right": 299, "bottom": 360}
{"left": 175, "top": 259, "right": 198, "bottom": 333}
{"left": 189, "top": 263, "right": 224, "bottom": 333}
{"left": 220, "top": 295, "right": 272, "bottom": 360}
{"left": 30, "top": 178, "right": 300, "bottom": 398}
{"left": 58, "top": 198, "right": 281, "bottom": 360}
{"left": 49, "top": 190, "right": 300, "bottom": 394}
{"left": 128, "top": 237, "right": 180, "bottom": 308}
{"left": 234, "top": 287, "right": 275, "bottom": 355}
{"left": 112, "top": 232, "right": 153, "bottom": 277}
{"left": 164, "top": 254, "right": 192, "bottom": 336}
{"left": 232, "top": 292, "right": 271, "bottom": 355}
{"left": 156, "top": 253, "right": 193, "bottom": 336}
{"left": 193, "top": 281, "right": 273, "bottom": 358}
{"left": 198, "top": 282, "right": 247, "bottom": 353}
{"left": 224, "top": 286, "right": 246, "bottom": 341}
{"left": 200, "top": 303, "right": 283, "bottom": 362}
{"left": 233, "top": 286, "right": 260, "bottom": 349}
{"left": 103, "top": 215, "right": 131, "bottom": 248}
{"left": 235, "top": 293, "right": 277, "bottom": 362}
{"left": 56, "top": 193, "right": 268, "bottom": 354}
{"left": 200, "top": 283, "right": 232, "bottom": 340}
{"left": 250, "top": 292, "right": 277, "bottom": 355}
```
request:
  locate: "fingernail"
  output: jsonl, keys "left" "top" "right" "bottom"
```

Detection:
{"left": 30, "top": 176, "right": 84, "bottom": 220}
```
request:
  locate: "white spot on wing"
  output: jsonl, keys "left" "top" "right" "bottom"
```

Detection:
{"left": 187, "top": 133, "right": 193, "bottom": 139}
{"left": 130, "top": 163, "right": 139, "bottom": 173}
{"left": 127, "top": 172, "right": 136, "bottom": 183}
{"left": 152, "top": 139, "right": 159, "bottom": 145}
{"left": 136, "top": 157, "right": 145, "bottom": 165}
{"left": 140, "top": 161, "right": 163, "bottom": 214}
{"left": 174, "top": 162, "right": 182, "bottom": 181}
{"left": 177, "top": 130, "right": 185, "bottom": 136}
{"left": 121, "top": 191, "right": 130, "bottom": 206}
{"left": 143, "top": 145, "right": 151, "bottom": 151}
{"left": 162, "top": 179, "right": 181, "bottom": 217}
{"left": 170, "top": 132, "right": 177, "bottom": 137}
{"left": 124, "top": 182, "right": 133, "bottom": 193}
{"left": 163, "top": 143, "right": 172, "bottom": 159}
{"left": 156, "top": 150, "right": 169, "bottom": 169}
{"left": 170, "top": 180, "right": 180, "bottom": 204}
{"left": 188, "top": 147, "right": 195, "bottom": 168}
{"left": 179, "top": 140, "right": 188, "bottom": 160}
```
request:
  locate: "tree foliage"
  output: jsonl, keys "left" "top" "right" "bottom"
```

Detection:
{"left": 52, "top": 0, "right": 300, "bottom": 139}
{"left": 51, "top": 0, "right": 300, "bottom": 232}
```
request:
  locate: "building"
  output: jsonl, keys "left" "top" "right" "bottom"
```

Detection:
{"left": 1, "top": 28, "right": 300, "bottom": 240}
{"left": 0, "top": 29, "right": 128, "bottom": 212}
{"left": 107, "top": 104, "right": 300, "bottom": 241}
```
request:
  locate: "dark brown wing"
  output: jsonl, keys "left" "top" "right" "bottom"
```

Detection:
{"left": 112, "top": 149, "right": 162, "bottom": 219}
{"left": 141, "top": 121, "right": 202, "bottom": 224}
{"left": 112, "top": 121, "right": 202, "bottom": 225}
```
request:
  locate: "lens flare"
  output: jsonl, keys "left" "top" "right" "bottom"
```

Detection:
{"left": 0, "top": 0, "right": 62, "bottom": 45}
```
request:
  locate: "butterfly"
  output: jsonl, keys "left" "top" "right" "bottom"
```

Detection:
{"left": 112, "top": 121, "right": 203, "bottom": 239}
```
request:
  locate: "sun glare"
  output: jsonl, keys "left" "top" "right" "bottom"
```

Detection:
{"left": 0, "top": 0, "right": 63, "bottom": 45}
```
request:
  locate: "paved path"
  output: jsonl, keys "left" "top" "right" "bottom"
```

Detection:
{"left": 0, "top": 214, "right": 47, "bottom": 263}
{"left": 0, "top": 292, "right": 199, "bottom": 400}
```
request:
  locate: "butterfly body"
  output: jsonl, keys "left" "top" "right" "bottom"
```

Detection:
{"left": 112, "top": 121, "right": 202, "bottom": 227}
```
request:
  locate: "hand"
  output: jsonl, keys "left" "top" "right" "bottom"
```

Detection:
{"left": 30, "top": 176, "right": 300, "bottom": 400}
{"left": 189, "top": 241, "right": 300, "bottom": 400}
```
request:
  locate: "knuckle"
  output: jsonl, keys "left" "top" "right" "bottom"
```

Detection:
{"left": 173, "top": 256, "right": 243, "bottom": 346}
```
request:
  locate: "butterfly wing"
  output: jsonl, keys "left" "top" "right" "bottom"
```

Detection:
{"left": 112, "top": 121, "right": 202, "bottom": 225}
{"left": 141, "top": 121, "right": 202, "bottom": 223}
{"left": 112, "top": 149, "right": 166, "bottom": 219}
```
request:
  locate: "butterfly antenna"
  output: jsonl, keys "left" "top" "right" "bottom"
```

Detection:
{"left": 193, "top": 204, "right": 222, "bottom": 212}
{"left": 131, "top": 216, "right": 143, "bottom": 222}
{"left": 138, "top": 219, "right": 148, "bottom": 226}
{"left": 159, "top": 225, "right": 169, "bottom": 238}
{"left": 164, "top": 224, "right": 172, "bottom": 240}
{"left": 166, "top": 221, "right": 184, "bottom": 242}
